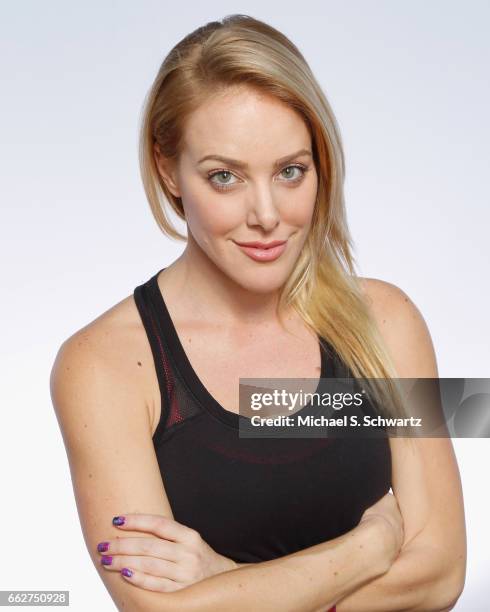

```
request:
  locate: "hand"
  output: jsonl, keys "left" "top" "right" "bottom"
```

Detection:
{"left": 359, "top": 491, "right": 404, "bottom": 567}
{"left": 96, "top": 513, "right": 237, "bottom": 592}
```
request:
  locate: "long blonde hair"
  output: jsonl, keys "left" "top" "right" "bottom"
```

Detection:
{"left": 138, "top": 14, "right": 410, "bottom": 423}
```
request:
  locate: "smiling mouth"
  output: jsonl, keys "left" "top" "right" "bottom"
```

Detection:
{"left": 234, "top": 240, "right": 288, "bottom": 262}
{"left": 233, "top": 240, "right": 287, "bottom": 249}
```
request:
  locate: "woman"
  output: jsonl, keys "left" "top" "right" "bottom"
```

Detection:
{"left": 50, "top": 14, "right": 466, "bottom": 612}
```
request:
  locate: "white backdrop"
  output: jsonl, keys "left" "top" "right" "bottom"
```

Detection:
{"left": 1, "top": 1, "right": 488, "bottom": 609}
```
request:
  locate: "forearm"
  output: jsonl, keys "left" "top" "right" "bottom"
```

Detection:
{"left": 163, "top": 521, "right": 389, "bottom": 612}
{"left": 335, "top": 538, "right": 463, "bottom": 612}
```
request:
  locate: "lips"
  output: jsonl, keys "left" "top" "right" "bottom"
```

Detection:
{"left": 235, "top": 240, "right": 288, "bottom": 262}
{"left": 234, "top": 240, "right": 287, "bottom": 249}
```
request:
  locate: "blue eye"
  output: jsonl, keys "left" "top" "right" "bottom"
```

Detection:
{"left": 207, "top": 164, "right": 308, "bottom": 192}
{"left": 280, "top": 165, "right": 303, "bottom": 180}
{"left": 208, "top": 170, "right": 238, "bottom": 190}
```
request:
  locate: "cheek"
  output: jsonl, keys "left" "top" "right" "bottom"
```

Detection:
{"left": 181, "top": 185, "right": 242, "bottom": 236}
{"left": 285, "top": 177, "right": 318, "bottom": 227}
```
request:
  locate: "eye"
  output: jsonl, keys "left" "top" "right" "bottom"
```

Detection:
{"left": 207, "top": 169, "right": 238, "bottom": 191}
{"left": 279, "top": 164, "right": 307, "bottom": 182}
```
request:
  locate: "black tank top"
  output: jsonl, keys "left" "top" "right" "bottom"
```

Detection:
{"left": 134, "top": 267, "right": 392, "bottom": 564}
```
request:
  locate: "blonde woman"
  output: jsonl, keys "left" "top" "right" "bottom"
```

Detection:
{"left": 51, "top": 14, "right": 466, "bottom": 612}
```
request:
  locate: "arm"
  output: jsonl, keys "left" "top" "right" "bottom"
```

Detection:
{"left": 336, "top": 281, "right": 467, "bottom": 611}
{"left": 335, "top": 438, "right": 466, "bottom": 612}
{"left": 167, "top": 519, "right": 391, "bottom": 612}
{"left": 50, "top": 324, "right": 393, "bottom": 612}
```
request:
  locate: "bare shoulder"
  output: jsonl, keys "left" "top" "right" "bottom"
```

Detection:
{"left": 357, "top": 276, "right": 439, "bottom": 378}
{"left": 49, "top": 293, "right": 153, "bottom": 457}
{"left": 51, "top": 293, "right": 159, "bottom": 429}
{"left": 358, "top": 276, "right": 414, "bottom": 314}
{"left": 59, "top": 293, "right": 146, "bottom": 358}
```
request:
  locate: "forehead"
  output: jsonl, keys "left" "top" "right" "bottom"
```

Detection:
{"left": 182, "top": 86, "right": 311, "bottom": 160}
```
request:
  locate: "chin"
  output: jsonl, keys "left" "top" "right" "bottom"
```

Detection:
{"left": 231, "top": 267, "right": 290, "bottom": 294}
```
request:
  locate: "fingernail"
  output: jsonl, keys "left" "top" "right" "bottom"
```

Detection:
{"left": 97, "top": 542, "right": 109, "bottom": 553}
{"left": 121, "top": 567, "right": 133, "bottom": 578}
{"left": 101, "top": 555, "right": 113, "bottom": 566}
{"left": 112, "top": 516, "right": 125, "bottom": 526}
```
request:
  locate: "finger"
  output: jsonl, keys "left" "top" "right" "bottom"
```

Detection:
{"left": 112, "top": 514, "right": 199, "bottom": 545}
{"left": 96, "top": 537, "right": 180, "bottom": 562}
{"left": 120, "top": 566, "right": 186, "bottom": 593}
{"left": 100, "top": 554, "right": 185, "bottom": 582}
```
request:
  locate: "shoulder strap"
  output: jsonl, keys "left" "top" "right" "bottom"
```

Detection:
{"left": 133, "top": 278, "right": 177, "bottom": 442}
{"left": 134, "top": 274, "right": 205, "bottom": 444}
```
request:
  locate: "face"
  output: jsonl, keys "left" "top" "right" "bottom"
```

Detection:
{"left": 155, "top": 85, "right": 318, "bottom": 294}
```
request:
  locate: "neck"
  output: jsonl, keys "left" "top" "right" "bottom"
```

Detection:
{"left": 161, "top": 241, "right": 296, "bottom": 330}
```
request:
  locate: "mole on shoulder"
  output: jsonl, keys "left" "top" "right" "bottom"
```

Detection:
{"left": 137, "top": 361, "right": 142, "bottom": 366}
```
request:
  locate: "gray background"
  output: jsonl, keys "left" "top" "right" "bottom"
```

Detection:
{"left": 1, "top": 1, "right": 488, "bottom": 608}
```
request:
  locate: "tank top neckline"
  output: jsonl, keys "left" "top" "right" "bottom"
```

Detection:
{"left": 147, "top": 266, "right": 332, "bottom": 430}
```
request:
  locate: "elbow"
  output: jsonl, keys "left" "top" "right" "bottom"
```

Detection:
{"left": 111, "top": 588, "right": 185, "bottom": 612}
{"left": 420, "top": 562, "right": 466, "bottom": 612}
{"left": 440, "top": 569, "right": 466, "bottom": 611}
{"left": 438, "top": 553, "right": 466, "bottom": 611}
{"left": 129, "top": 587, "right": 209, "bottom": 612}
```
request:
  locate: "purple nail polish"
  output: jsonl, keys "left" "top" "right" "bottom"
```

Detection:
{"left": 121, "top": 568, "right": 133, "bottom": 578}
{"left": 97, "top": 542, "right": 109, "bottom": 553}
{"left": 101, "top": 555, "right": 113, "bottom": 566}
{"left": 112, "top": 516, "right": 125, "bottom": 526}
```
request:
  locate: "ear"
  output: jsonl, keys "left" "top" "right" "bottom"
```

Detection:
{"left": 153, "top": 142, "right": 181, "bottom": 198}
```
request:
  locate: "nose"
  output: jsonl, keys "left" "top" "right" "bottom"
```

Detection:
{"left": 246, "top": 183, "right": 281, "bottom": 231}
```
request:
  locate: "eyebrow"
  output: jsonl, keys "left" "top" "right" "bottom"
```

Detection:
{"left": 197, "top": 148, "right": 312, "bottom": 170}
